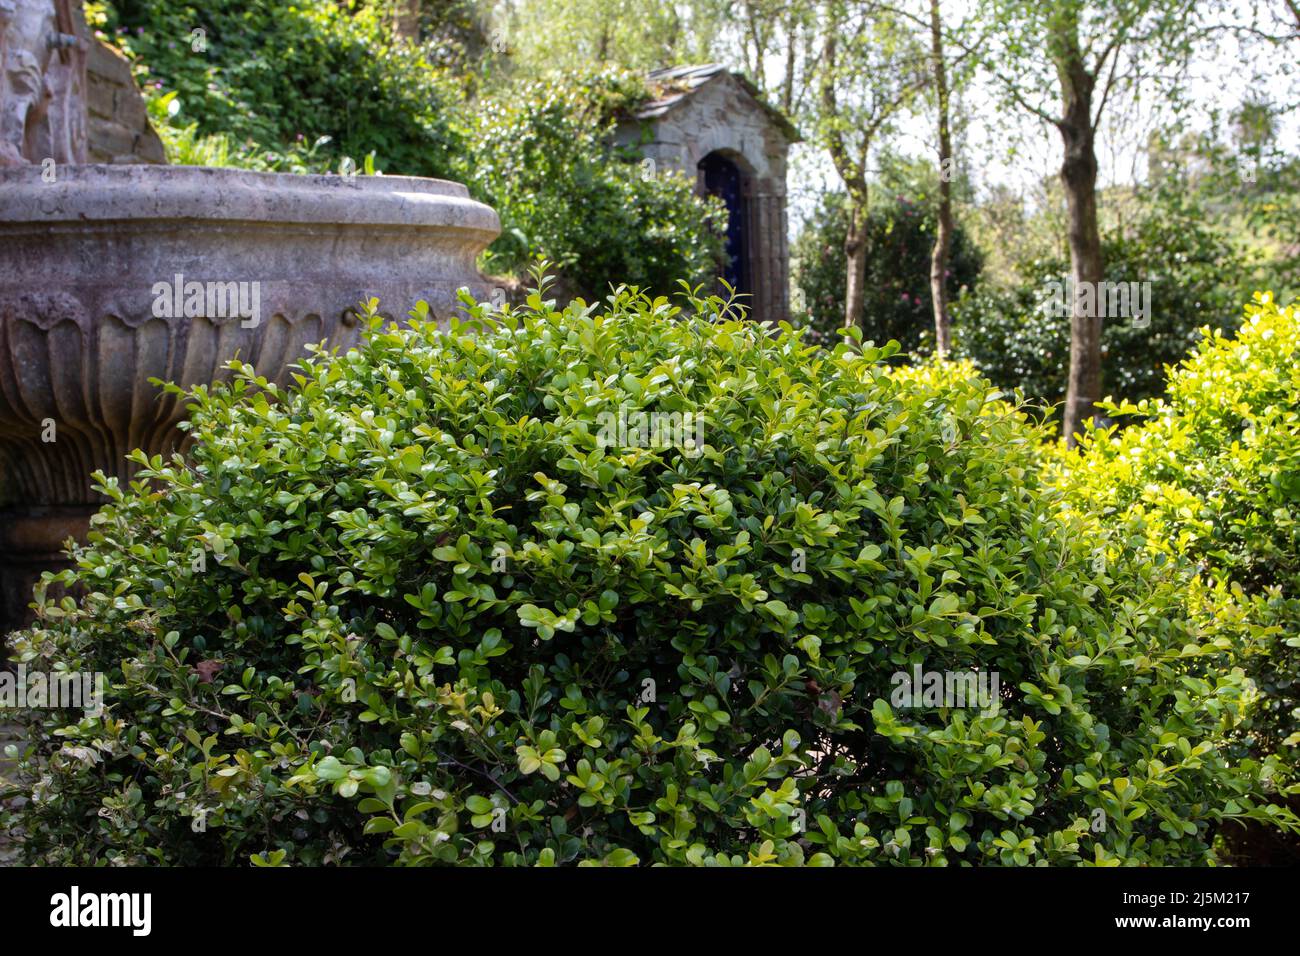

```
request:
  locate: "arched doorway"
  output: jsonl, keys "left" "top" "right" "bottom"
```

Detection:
{"left": 698, "top": 152, "right": 750, "bottom": 302}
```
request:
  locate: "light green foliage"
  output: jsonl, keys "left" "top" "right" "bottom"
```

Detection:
{"left": 145, "top": 91, "right": 237, "bottom": 168}
{"left": 4, "top": 282, "right": 1291, "bottom": 865}
{"left": 493, "top": 0, "right": 718, "bottom": 75}
{"left": 1056, "top": 295, "right": 1300, "bottom": 781}
{"left": 973, "top": 0, "right": 1199, "bottom": 117}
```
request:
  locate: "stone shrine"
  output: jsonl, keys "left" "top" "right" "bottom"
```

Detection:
{"left": 617, "top": 64, "right": 799, "bottom": 325}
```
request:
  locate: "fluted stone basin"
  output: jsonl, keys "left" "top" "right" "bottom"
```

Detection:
{"left": 0, "top": 164, "right": 500, "bottom": 630}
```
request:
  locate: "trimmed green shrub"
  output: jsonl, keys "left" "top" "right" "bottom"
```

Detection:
{"left": 1056, "top": 295, "right": 1300, "bottom": 785}
{"left": 4, "top": 284, "right": 1291, "bottom": 865}
{"left": 459, "top": 71, "right": 726, "bottom": 299}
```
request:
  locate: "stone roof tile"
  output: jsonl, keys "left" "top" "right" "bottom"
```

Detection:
{"left": 638, "top": 64, "right": 800, "bottom": 142}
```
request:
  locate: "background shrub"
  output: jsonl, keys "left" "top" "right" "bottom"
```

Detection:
{"left": 954, "top": 186, "right": 1249, "bottom": 413}
{"left": 792, "top": 191, "right": 982, "bottom": 351}
{"left": 459, "top": 71, "right": 726, "bottom": 299}
{"left": 99, "top": 0, "right": 464, "bottom": 175}
{"left": 4, "top": 286, "right": 1290, "bottom": 865}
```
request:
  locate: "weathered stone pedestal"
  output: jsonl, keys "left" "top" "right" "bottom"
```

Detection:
{"left": 0, "top": 164, "right": 500, "bottom": 635}
{"left": 0, "top": 505, "right": 91, "bottom": 626}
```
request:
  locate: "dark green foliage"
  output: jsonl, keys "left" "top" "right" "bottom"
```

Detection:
{"left": 4, "top": 283, "right": 1290, "bottom": 866}
{"left": 954, "top": 188, "right": 1248, "bottom": 412}
{"left": 101, "top": 0, "right": 463, "bottom": 176}
{"left": 791, "top": 191, "right": 982, "bottom": 350}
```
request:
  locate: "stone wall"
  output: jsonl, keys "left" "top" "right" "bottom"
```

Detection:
{"left": 85, "top": 38, "right": 164, "bottom": 164}
{"left": 0, "top": 0, "right": 164, "bottom": 166}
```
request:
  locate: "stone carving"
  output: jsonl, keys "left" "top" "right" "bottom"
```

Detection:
{"left": 0, "top": 0, "right": 87, "bottom": 167}
{"left": 0, "top": 164, "right": 500, "bottom": 630}
{"left": 0, "top": 293, "right": 361, "bottom": 505}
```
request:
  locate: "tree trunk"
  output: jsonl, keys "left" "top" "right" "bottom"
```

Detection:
{"left": 844, "top": 199, "right": 868, "bottom": 330}
{"left": 1285, "top": 0, "right": 1300, "bottom": 31}
{"left": 782, "top": 15, "right": 797, "bottom": 114}
{"left": 927, "top": 0, "right": 954, "bottom": 358}
{"left": 1056, "top": 56, "right": 1104, "bottom": 446}
{"left": 394, "top": 0, "right": 421, "bottom": 40}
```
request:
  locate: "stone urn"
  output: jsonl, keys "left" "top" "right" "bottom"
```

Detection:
{"left": 0, "top": 163, "right": 500, "bottom": 631}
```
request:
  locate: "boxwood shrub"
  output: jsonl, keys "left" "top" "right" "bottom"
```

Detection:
{"left": 4, "top": 283, "right": 1291, "bottom": 865}
{"left": 1055, "top": 294, "right": 1300, "bottom": 861}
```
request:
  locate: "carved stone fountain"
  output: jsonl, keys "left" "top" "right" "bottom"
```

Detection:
{"left": 0, "top": 1, "right": 500, "bottom": 632}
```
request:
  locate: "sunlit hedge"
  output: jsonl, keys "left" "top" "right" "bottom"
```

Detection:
{"left": 4, "top": 286, "right": 1291, "bottom": 865}
{"left": 1056, "top": 295, "right": 1300, "bottom": 795}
